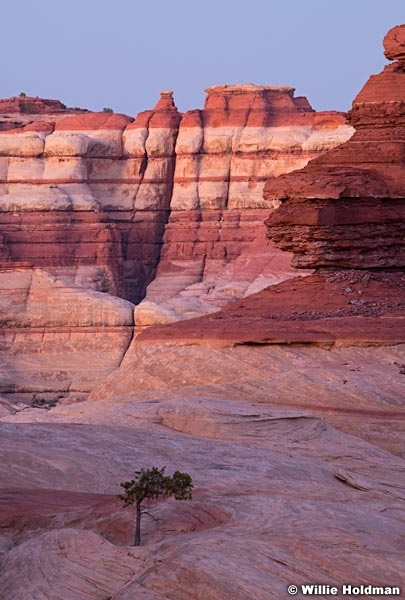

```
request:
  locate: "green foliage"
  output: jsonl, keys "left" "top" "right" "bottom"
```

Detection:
{"left": 19, "top": 92, "right": 27, "bottom": 98}
{"left": 102, "top": 107, "right": 113, "bottom": 113}
{"left": 118, "top": 466, "right": 193, "bottom": 545}
{"left": 119, "top": 466, "right": 193, "bottom": 505}
{"left": 167, "top": 470, "right": 194, "bottom": 499}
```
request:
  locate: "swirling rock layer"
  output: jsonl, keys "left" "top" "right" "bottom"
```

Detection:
{"left": 1, "top": 340, "right": 405, "bottom": 598}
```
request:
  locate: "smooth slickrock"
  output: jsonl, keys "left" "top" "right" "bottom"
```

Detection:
{"left": 1, "top": 342, "right": 405, "bottom": 598}
{"left": 87, "top": 339, "right": 405, "bottom": 455}
{"left": 135, "top": 85, "right": 353, "bottom": 325}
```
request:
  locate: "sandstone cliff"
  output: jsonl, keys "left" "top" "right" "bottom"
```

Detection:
{"left": 137, "top": 26, "right": 405, "bottom": 348}
{"left": 0, "top": 98, "right": 181, "bottom": 302}
{"left": 0, "top": 87, "right": 352, "bottom": 310}
{"left": 0, "top": 86, "right": 351, "bottom": 404}
{"left": 263, "top": 26, "right": 405, "bottom": 269}
{"left": 136, "top": 85, "right": 352, "bottom": 325}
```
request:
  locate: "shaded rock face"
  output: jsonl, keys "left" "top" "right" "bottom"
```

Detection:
{"left": 136, "top": 85, "right": 353, "bottom": 325}
{"left": 264, "top": 25, "right": 405, "bottom": 269}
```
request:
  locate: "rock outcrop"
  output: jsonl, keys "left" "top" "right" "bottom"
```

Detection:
{"left": 0, "top": 88, "right": 351, "bottom": 310}
{"left": 0, "top": 98, "right": 181, "bottom": 302}
{"left": 0, "top": 94, "right": 182, "bottom": 403}
{"left": 136, "top": 85, "right": 353, "bottom": 325}
{"left": 137, "top": 27, "right": 405, "bottom": 348}
{"left": 0, "top": 96, "right": 70, "bottom": 117}
{"left": 0, "top": 86, "right": 352, "bottom": 402}
{"left": 0, "top": 268, "right": 134, "bottom": 409}
{"left": 264, "top": 25, "right": 405, "bottom": 269}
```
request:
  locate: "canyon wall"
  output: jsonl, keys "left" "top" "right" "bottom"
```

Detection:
{"left": 0, "top": 88, "right": 352, "bottom": 403}
{"left": 136, "top": 85, "right": 353, "bottom": 325}
{"left": 0, "top": 95, "right": 181, "bottom": 302}
{"left": 0, "top": 85, "right": 352, "bottom": 410}
{"left": 0, "top": 95, "right": 181, "bottom": 404}
{"left": 0, "top": 87, "right": 352, "bottom": 311}
{"left": 137, "top": 25, "right": 405, "bottom": 349}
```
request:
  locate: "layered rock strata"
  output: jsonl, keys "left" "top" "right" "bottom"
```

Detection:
{"left": 0, "top": 94, "right": 180, "bottom": 402}
{"left": 0, "top": 95, "right": 181, "bottom": 302}
{"left": 0, "top": 88, "right": 352, "bottom": 310}
{"left": 1, "top": 27, "right": 404, "bottom": 600}
{"left": 0, "top": 86, "right": 352, "bottom": 402}
{"left": 0, "top": 269, "right": 134, "bottom": 409}
{"left": 264, "top": 26, "right": 405, "bottom": 269}
{"left": 136, "top": 85, "right": 353, "bottom": 325}
{"left": 137, "top": 26, "right": 405, "bottom": 347}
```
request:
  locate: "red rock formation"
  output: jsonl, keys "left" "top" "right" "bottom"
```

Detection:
{"left": 383, "top": 24, "right": 405, "bottom": 62}
{"left": 137, "top": 270, "right": 405, "bottom": 345}
{"left": 264, "top": 25, "right": 405, "bottom": 269}
{"left": 137, "top": 25, "right": 405, "bottom": 346}
{"left": 136, "top": 85, "right": 353, "bottom": 325}
{"left": 0, "top": 96, "right": 69, "bottom": 115}
{"left": 0, "top": 87, "right": 350, "bottom": 314}
{"left": 0, "top": 93, "right": 181, "bottom": 303}
{"left": 0, "top": 93, "right": 181, "bottom": 402}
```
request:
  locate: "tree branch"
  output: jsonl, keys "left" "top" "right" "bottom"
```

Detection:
{"left": 141, "top": 510, "right": 160, "bottom": 522}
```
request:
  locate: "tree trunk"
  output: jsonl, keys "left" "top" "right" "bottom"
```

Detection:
{"left": 134, "top": 500, "right": 142, "bottom": 546}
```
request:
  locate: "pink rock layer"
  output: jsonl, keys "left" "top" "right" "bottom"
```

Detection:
{"left": 0, "top": 93, "right": 181, "bottom": 303}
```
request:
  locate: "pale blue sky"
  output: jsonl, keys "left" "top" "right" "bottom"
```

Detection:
{"left": 1, "top": 1, "right": 404, "bottom": 116}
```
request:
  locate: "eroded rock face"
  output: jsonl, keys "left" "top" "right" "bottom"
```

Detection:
{"left": 0, "top": 94, "right": 181, "bottom": 303}
{"left": 136, "top": 85, "right": 353, "bottom": 325}
{"left": 264, "top": 25, "right": 405, "bottom": 269}
{"left": 0, "top": 96, "right": 69, "bottom": 117}
{"left": 0, "top": 94, "right": 184, "bottom": 402}
{"left": 384, "top": 24, "right": 405, "bottom": 62}
{"left": 0, "top": 28, "right": 404, "bottom": 600}
{"left": 0, "top": 86, "right": 349, "bottom": 313}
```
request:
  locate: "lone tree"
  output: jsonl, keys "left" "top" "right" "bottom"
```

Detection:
{"left": 118, "top": 466, "right": 193, "bottom": 546}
